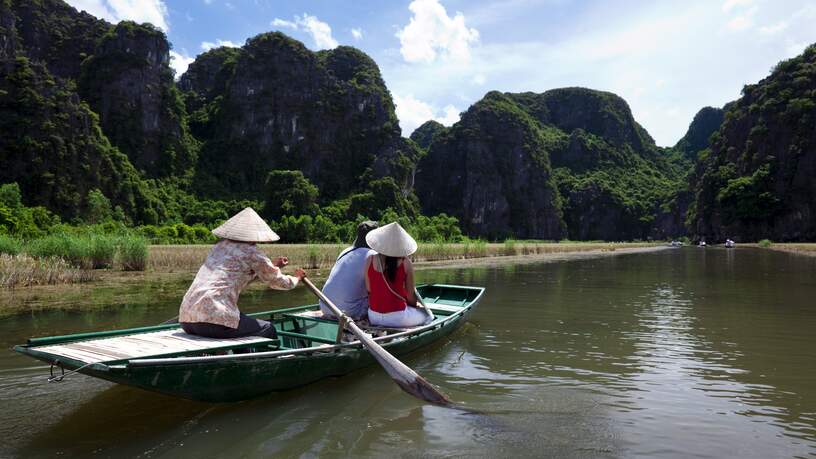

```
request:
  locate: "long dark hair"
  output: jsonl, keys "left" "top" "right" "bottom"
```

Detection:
{"left": 383, "top": 255, "right": 400, "bottom": 283}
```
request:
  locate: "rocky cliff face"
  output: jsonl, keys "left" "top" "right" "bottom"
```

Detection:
{"left": 416, "top": 89, "right": 686, "bottom": 240}
{"left": 675, "top": 106, "right": 724, "bottom": 160}
{"left": 0, "top": 55, "right": 154, "bottom": 222}
{"left": 10, "top": 0, "right": 109, "bottom": 80}
{"left": 78, "top": 21, "right": 196, "bottom": 177}
{"left": 415, "top": 92, "right": 566, "bottom": 239}
{"left": 187, "top": 34, "right": 412, "bottom": 201}
{"left": 689, "top": 44, "right": 816, "bottom": 241}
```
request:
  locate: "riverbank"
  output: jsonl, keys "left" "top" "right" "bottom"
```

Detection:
{"left": 148, "top": 241, "right": 662, "bottom": 272}
{"left": 759, "top": 243, "right": 816, "bottom": 257}
{"left": 0, "top": 242, "right": 662, "bottom": 316}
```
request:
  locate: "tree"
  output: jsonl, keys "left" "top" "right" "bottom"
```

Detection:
{"left": 0, "top": 183, "right": 22, "bottom": 209}
{"left": 262, "top": 170, "right": 319, "bottom": 221}
{"left": 86, "top": 189, "right": 113, "bottom": 223}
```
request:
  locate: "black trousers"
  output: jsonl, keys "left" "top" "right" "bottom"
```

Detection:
{"left": 181, "top": 313, "right": 277, "bottom": 339}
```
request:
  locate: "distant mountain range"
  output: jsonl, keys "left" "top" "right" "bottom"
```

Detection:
{"left": 1, "top": 0, "right": 814, "bottom": 241}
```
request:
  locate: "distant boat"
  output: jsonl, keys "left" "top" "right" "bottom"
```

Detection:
{"left": 670, "top": 240, "right": 682, "bottom": 247}
{"left": 725, "top": 239, "right": 735, "bottom": 248}
{"left": 698, "top": 241, "right": 707, "bottom": 247}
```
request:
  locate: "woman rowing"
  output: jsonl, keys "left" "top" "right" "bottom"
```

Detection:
{"left": 178, "top": 208, "right": 306, "bottom": 339}
{"left": 364, "top": 222, "right": 433, "bottom": 328}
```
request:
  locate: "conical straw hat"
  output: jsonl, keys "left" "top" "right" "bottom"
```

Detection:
{"left": 212, "top": 207, "right": 280, "bottom": 242}
{"left": 365, "top": 222, "right": 417, "bottom": 257}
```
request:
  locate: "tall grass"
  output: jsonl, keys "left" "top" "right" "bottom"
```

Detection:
{"left": 25, "top": 234, "right": 94, "bottom": 269}
{"left": 117, "top": 235, "right": 148, "bottom": 271}
{"left": 0, "top": 234, "right": 21, "bottom": 255}
{"left": 9, "top": 233, "right": 148, "bottom": 273}
{"left": 0, "top": 254, "right": 95, "bottom": 288}
{"left": 89, "top": 234, "right": 117, "bottom": 269}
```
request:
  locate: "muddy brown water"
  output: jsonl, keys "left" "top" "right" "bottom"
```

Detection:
{"left": 1, "top": 248, "right": 815, "bottom": 458}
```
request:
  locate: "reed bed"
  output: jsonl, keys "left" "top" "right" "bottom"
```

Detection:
{"left": 148, "top": 241, "right": 658, "bottom": 272}
{"left": 0, "top": 234, "right": 148, "bottom": 289}
{"left": 0, "top": 254, "right": 96, "bottom": 288}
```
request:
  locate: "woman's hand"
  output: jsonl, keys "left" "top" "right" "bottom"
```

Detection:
{"left": 294, "top": 268, "right": 307, "bottom": 280}
{"left": 273, "top": 256, "right": 289, "bottom": 268}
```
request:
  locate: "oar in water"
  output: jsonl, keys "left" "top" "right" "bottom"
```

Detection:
{"left": 301, "top": 277, "right": 451, "bottom": 406}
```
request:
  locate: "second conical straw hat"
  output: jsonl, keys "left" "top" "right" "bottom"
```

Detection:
{"left": 365, "top": 222, "right": 417, "bottom": 257}
{"left": 212, "top": 207, "right": 280, "bottom": 242}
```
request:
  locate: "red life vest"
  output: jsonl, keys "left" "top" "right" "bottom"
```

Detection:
{"left": 367, "top": 258, "right": 408, "bottom": 314}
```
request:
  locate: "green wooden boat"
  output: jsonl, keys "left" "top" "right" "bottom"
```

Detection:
{"left": 14, "top": 284, "right": 484, "bottom": 402}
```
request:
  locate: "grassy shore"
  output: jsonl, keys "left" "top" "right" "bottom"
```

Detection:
{"left": 148, "top": 241, "right": 661, "bottom": 272}
{"left": 0, "top": 240, "right": 660, "bottom": 291}
{"left": 758, "top": 243, "right": 816, "bottom": 257}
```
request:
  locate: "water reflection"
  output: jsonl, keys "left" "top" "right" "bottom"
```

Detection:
{"left": 2, "top": 248, "right": 816, "bottom": 458}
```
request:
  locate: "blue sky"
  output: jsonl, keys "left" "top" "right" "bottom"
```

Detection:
{"left": 67, "top": 0, "right": 816, "bottom": 146}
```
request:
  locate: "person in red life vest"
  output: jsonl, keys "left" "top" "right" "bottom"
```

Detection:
{"left": 363, "top": 222, "right": 433, "bottom": 328}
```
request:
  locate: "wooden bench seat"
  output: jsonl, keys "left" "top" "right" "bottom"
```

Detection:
{"left": 37, "top": 329, "right": 277, "bottom": 364}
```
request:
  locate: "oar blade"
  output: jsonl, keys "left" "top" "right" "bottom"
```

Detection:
{"left": 302, "top": 277, "right": 452, "bottom": 406}
{"left": 356, "top": 327, "right": 451, "bottom": 406}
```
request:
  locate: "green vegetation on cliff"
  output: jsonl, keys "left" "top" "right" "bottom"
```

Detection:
{"left": 688, "top": 44, "right": 816, "bottom": 241}
{"left": 416, "top": 88, "right": 688, "bottom": 240}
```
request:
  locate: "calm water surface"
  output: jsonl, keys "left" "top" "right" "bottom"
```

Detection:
{"left": 1, "top": 248, "right": 815, "bottom": 458}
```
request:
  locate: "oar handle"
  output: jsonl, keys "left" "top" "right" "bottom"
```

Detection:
{"left": 414, "top": 288, "right": 434, "bottom": 319}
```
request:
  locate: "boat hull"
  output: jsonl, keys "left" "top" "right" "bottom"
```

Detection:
{"left": 16, "top": 284, "right": 483, "bottom": 402}
{"left": 97, "top": 308, "right": 471, "bottom": 402}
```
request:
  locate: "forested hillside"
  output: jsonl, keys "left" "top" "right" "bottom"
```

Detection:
{"left": 2, "top": 0, "right": 815, "bottom": 242}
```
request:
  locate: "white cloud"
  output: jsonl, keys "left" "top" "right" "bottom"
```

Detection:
{"left": 203, "top": 0, "right": 213, "bottom": 4}
{"left": 382, "top": 1, "right": 816, "bottom": 146}
{"left": 200, "top": 39, "right": 240, "bottom": 51}
{"left": 396, "top": 0, "right": 479, "bottom": 64}
{"left": 67, "top": 0, "right": 170, "bottom": 31}
{"left": 271, "top": 18, "right": 297, "bottom": 29}
{"left": 270, "top": 14, "right": 338, "bottom": 50}
{"left": 726, "top": 6, "right": 757, "bottom": 31}
{"left": 296, "top": 14, "right": 338, "bottom": 49}
{"left": 471, "top": 74, "right": 486, "bottom": 86}
{"left": 169, "top": 50, "right": 194, "bottom": 79}
{"left": 722, "top": 0, "right": 753, "bottom": 12}
{"left": 351, "top": 28, "right": 364, "bottom": 41}
{"left": 394, "top": 93, "right": 459, "bottom": 135}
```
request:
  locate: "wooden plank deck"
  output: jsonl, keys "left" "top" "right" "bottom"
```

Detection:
{"left": 36, "top": 329, "right": 274, "bottom": 364}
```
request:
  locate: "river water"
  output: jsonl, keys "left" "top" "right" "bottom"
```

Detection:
{"left": 1, "top": 248, "right": 815, "bottom": 458}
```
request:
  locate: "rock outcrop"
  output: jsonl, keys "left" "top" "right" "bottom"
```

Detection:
{"left": 674, "top": 106, "right": 724, "bottom": 160}
{"left": 188, "top": 34, "right": 413, "bottom": 201}
{"left": 78, "top": 21, "right": 197, "bottom": 177}
{"left": 410, "top": 120, "right": 446, "bottom": 151}
{"left": 0, "top": 55, "right": 155, "bottom": 222}
{"left": 415, "top": 92, "right": 566, "bottom": 239}
{"left": 10, "top": 0, "right": 109, "bottom": 80}
{"left": 416, "top": 89, "right": 686, "bottom": 240}
{"left": 688, "top": 44, "right": 816, "bottom": 241}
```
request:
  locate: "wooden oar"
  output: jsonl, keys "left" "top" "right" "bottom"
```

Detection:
{"left": 414, "top": 288, "right": 435, "bottom": 320}
{"left": 302, "top": 277, "right": 451, "bottom": 406}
